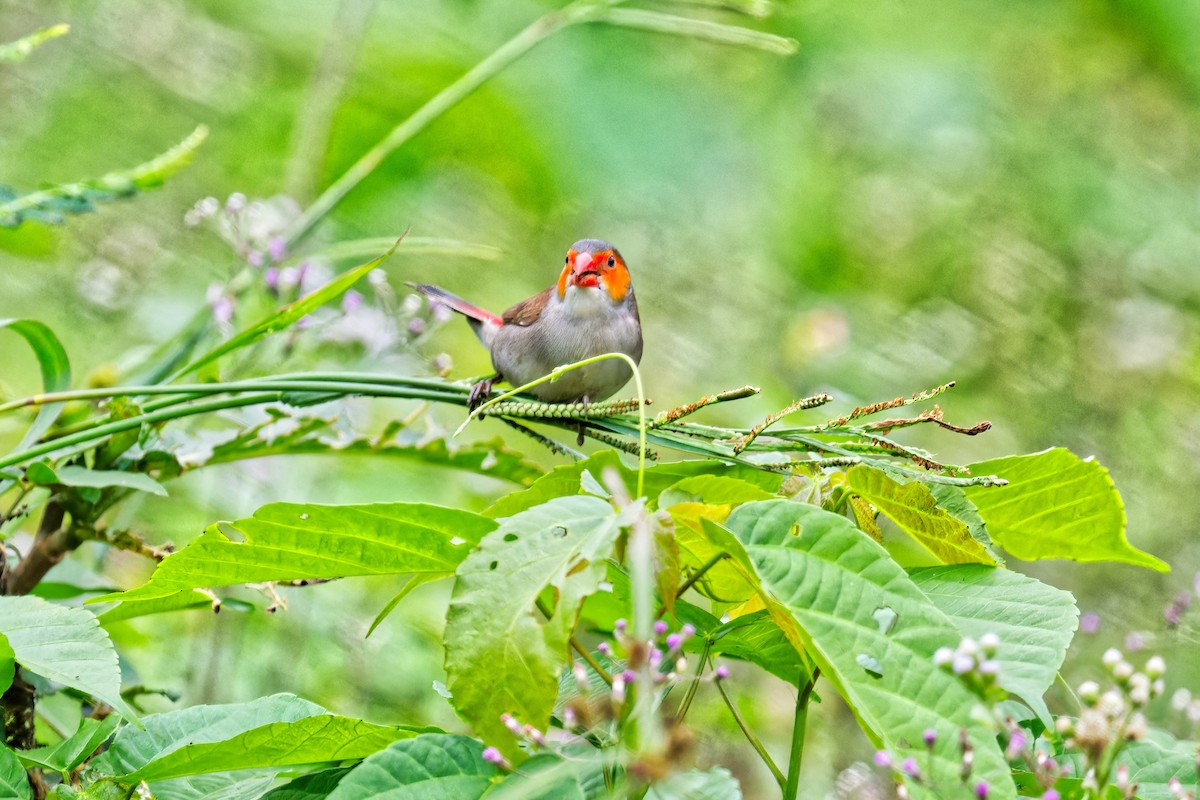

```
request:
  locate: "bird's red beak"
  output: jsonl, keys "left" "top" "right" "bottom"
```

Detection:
{"left": 570, "top": 252, "right": 600, "bottom": 288}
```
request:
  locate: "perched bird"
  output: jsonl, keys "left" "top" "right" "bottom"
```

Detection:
{"left": 413, "top": 238, "right": 643, "bottom": 409}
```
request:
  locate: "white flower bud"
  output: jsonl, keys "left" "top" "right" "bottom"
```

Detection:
{"left": 1102, "top": 648, "right": 1123, "bottom": 668}
{"left": 1145, "top": 655, "right": 1166, "bottom": 680}
{"left": 1078, "top": 681, "right": 1101, "bottom": 704}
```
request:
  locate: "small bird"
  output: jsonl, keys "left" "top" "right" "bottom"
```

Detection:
{"left": 413, "top": 238, "right": 643, "bottom": 410}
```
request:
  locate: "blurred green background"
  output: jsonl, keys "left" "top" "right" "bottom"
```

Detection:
{"left": 3, "top": 0, "right": 1200, "bottom": 795}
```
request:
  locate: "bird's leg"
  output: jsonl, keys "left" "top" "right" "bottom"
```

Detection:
{"left": 576, "top": 394, "right": 589, "bottom": 446}
{"left": 468, "top": 375, "right": 498, "bottom": 411}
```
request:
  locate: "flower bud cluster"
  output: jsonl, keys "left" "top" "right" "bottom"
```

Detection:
{"left": 933, "top": 633, "right": 1002, "bottom": 695}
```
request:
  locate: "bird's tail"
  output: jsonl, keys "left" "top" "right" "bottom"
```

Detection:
{"left": 410, "top": 283, "right": 502, "bottom": 347}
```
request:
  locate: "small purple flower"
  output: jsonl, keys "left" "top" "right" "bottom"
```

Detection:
{"left": 597, "top": 642, "right": 611, "bottom": 656}
{"left": 1005, "top": 730, "right": 1027, "bottom": 759}
{"left": 611, "top": 675, "right": 626, "bottom": 704}
{"left": 268, "top": 236, "right": 287, "bottom": 262}
{"left": 622, "top": 669, "right": 636, "bottom": 683}
{"left": 666, "top": 633, "right": 682, "bottom": 650}
{"left": 1041, "top": 791, "right": 1060, "bottom": 800}
{"left": 263, "top": 266, "right": 280, "bottom": 293}
{"left": 900, "top": 757, "right": 921, "bottom": 779}
{"left": 681, "top": 623, "right": 696, "bottom": 638}
{"left": 923, "top": 728, "right": 937, "bottom": 748}
{"left": 1165, "top": 591, "right": 1191, "bottom": 626}
{"left": 408, "top": 317, "right": 426, "bottom": 336}
{"left": 342, "top": 289, "right": 364, "bottom": 313}
{"left": 873, "top": 750, "right": 892, "bottom": 768}
{"left": 715, "top": 665, "right": 730, "bottom": 680}
{"left": 1124, "top": 631, "right": 1146, "bottom": 653}
{"left": 654, "top": 620, "right": 669, "bottom": 636}
{"left": 481, "top": 746, "right": 505, "bottom": 765}
{"left": 649, "top": 648, "right": 663, "bottom": 667}
{"left": 1079, "top": 612, "right": 1101, "bottom": 634}
{"left": 246, "top": 249, "right": 264, "bottom": 267}
{"left": 614, "top": 618, "right": 627, "bottom": 632}
{"left": 975, "top": 781, "right": 989, "bottom": 799}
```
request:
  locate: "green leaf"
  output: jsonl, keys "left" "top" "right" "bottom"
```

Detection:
{"left": 367, "top": 573, "right": 445, "bottom": 638}
{"left": 646, "top": 767, "right": 742, "bottom": 800}
{"left": 445, "top": 496, "right": 624, "bottom": 759}
{"left": 910, "top": 565, "right": 1077, "bottom": 723}
{"left": 325, "top": 733, "right": 497, "bottom": 799}
{"left": 1, "top": 319, "right": 72, "bottom": 452}
{"left": 95, "top": 502, "right": 496, "bottom": 604}
{"left": 963, "top": 448, "right": 1167, "bottom": 571}
{"left": 0, "top": 632, "right": 13, "bottom": 695}
{"left": 485, "top": 453, "right": 781, "bottom": 518}
{"left": 0, "top": 596, "right": 134, "bottom": 719}
{"left": 483, "top": 750, "right": 606, "bottom": 799}
{"left": 94, "top": 694, "right": 426, "bottom": 782}
{"left": 0, "top": 745, "right": 32, "bottom": 800}
{"left": 657, "top": 474, "right": 776, "bottom": 509}
{"left": 0, "top": 126, "right": 207, "bottom": 228}
{"left": 260, "top": 767, "right": 354, "bottom": 799}
{"left": 0, "top": 23, "right": 69, "bottom": 62}
{"left": 174, "top": 242, "right": 398, "bottom": 380}
{"left": 26, "top": 464, "right": 167, "bottom": 496}
{"left": 846, "top": 466, "right": 995, "bottom": 564}
{"left": 692, "top": 609, "right": 807, "bottom": 685}
{"left": 96, "top": 589, "right": 216, "bottom": 623}
{"left": 725, "top": 500, "right": 1014, "bottom": 798}
{"left": 147, "top": 773, "right": 277, "bottom": 800}
{"left": 17, "top": 715, "right": 120, "bottom": 772}
{"left": 1107, "top": 729, "right": 1198, "bottom": 799}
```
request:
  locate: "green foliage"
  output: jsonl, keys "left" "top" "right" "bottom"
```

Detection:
{"left": 445, "top": 495, "right": 625, "bottom": 760}
{"left": 92, "top": 694, "right": 426, "bottom": 782}
{"left": 324, "top": 733, "right": 498, "bottom": 799}
{"left": 846, "top": 465, "right": 995, "bottom": 564}
{"left": 910, "top": 565, "right": 1077, "bottom": 723}
{"left": 0, "top": 126, "right": 207, "bottom": 228}
{"left": 644, "top": 767, "right": 743, "bottom": 800}
{"left": 0, "top": 633, "right": 13, "bottom": 695}
{"left": 0, "top": 745, "right": 33, "bottom": 800}
{"left": 0, "top": 318, "right": 71, "bottom": 455}
{"left": 963, "top": 449, "right": 1167, "bottom": 572}
{"left": 16, "top": 715, "right": 120, "bottom": 773}
{"left": 26, "top": 463, "right": 167, "bottom": 497}
{"left": 0, "top": 596, "right": 133, "bottom": 719}
{"left": 723, "top": 500, "right": 1014, "bottom": 798}
{"left": 97, "top": 502, "right": 495, "bottom": 605}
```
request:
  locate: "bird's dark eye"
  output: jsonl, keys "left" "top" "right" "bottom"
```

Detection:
{"left": 565, "top": 256, "right": 570, "bottom": 264}
{"left": 606, "top": 256, "right": 616, "bottom": 267}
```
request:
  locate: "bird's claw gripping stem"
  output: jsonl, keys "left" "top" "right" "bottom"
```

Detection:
{"left": 468, "top": 376, "right": 497, "bottom": 411}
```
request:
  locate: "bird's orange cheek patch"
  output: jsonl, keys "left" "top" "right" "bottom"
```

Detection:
{"left": 605, "top": 264, "right": 630, "bottom": 301}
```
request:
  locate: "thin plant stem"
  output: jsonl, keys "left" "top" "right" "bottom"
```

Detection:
{"left": 671, "top": 638, "right": 712, "bottom": 722}
{"left": 716, "top": 673, "right": 785, "bottom": 791}
{"left": 283, "top": 0, "right": 618, "bottom": 247}
{"left": 536, "top": 597, "right": 612, "bottom": 686}
{"left": 655, "top": 551, "right": 727, "bottom": 618}
{"left": 785, "top": 670, "right": 819, "bottom": 800}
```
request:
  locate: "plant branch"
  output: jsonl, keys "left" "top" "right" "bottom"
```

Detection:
{"left": 784, "top": 669, "right": 819, "bottom": 800}
{"left": 716, "top": 671, "right": 785, "bottom": 790}
{"left": 536, "top": 597, "right": 612, "bottom": 686}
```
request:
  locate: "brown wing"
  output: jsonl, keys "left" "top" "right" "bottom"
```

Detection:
{"left": 501, "top": 286, "right": 553, "bottom": 326}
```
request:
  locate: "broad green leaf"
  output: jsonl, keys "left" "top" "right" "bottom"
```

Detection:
{"left": 910, "top": 565, "right": 1077, "bottom": 723}
{"left": 483, "top": 750, "right": 606, "bottom": 799}
{"left": 325, "top": 733, "right": 497, "bottom": 799}
{"left": 1055, "top": 728, "right": 1197, "bottom": 800}
{"left": 97, "top": 589, "right": 216, "bottom": 623}
{"left": 646, "top": 767, "right": 742, "bottom": 800}
{"left": 174, "top": 243, "right": 397, "bottom": 380}
{"left": 95, "top": 694, "right": 426, "bottom": 781}
{"left": 0, "top": 745, "right": 32, "bottom": 800}
{"left": 847, "top": 466, "right": 994, "bottom": 564}
{"left": 17, "top": 715, "right": 120, "bottom": 772}
{"left": 367, "top": 573, "right": 445, "bottom": 638}
{"left": 148, "top": 773, "right": 276, "bottom": 800}
{"left": 964, "top": 448, "right": 1167, "bottom": 571}
{"left": 0, "top": 596, "right": 134, "bottom": 719}
{"left": 485, "top": 453, "right": 781, "bottom": 518}
{"left": 260, "top": 767, "right": 354, "bottom": 799}
{"left": 725, "top": 500, "right": 1014, "bottom": 799}
{"left": 0, "top": 632, "right": 13, "bottom": 694}
{"left": 1, "top": 318, "right": 71, "bottom": 452}
{"left": 26, "top": 463, "right": 167, "bottom": 496}
{"left": 684, "top": 608, "right": 807, "bottom": 685}
{"left": 0, "top": 23, "right": 68, "bottom": 62}
{"left": 446, "top": 496, "right": 624, "bottom": 759}
{"left": 96, "top": 502, "right": 496, "bottom": 604}
{"left": 657, "top": 474, "right": 776, "bottom": 509}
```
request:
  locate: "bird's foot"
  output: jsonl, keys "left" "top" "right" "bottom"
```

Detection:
{"left": 576, "top": 395, "right": 589, "bottom": 446}
{"left": 468, "top": 376, "right": 498, "bottom": 411}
